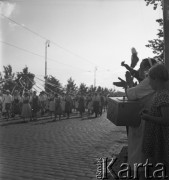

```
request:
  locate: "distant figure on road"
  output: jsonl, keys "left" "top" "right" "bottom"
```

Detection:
{"left": 86, "top": 94, "right": 93, "bottom": 118}
{"left": 31, "top": 91, "right": 39, "bottom": 120}
{"left": 49, "top": 93, "right": 55, "bottom": 119}
{"left": 54, "top": 93, "right": 62, "bottom": 121}
{"left": 92, "top": 92, "right": 101, "bottom": 118}
{"left": 78, "top": 93, "right": 85, "bottom": 119}
{"left": 11, "top": 90, "right": 21, "bottom": 118}
{"left": 65, "top": 93, "right": 72, "bottom": 119}
{"left": 2, "top": 90, "right": 12, "bottom": 120}
{"left": 21, "top": 92, "right": 32, "bottom": 122}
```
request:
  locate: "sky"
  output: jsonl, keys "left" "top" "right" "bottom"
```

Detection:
{"left": 0, "top": 0, "right": 163, "bottom": 92}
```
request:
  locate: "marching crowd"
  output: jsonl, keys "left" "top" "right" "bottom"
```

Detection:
{"left": 0, "top": 90, "right": 108, "bottom": 122}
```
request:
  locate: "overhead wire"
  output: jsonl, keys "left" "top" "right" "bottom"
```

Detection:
{"left": 0, "top": 40, "right": 90, "bottom": 72}
{"left": 27, "top": 76, "right": 58, "bottom": 94}
{"left": 35, "top": 76, "right": 63, "bottom": 93}
{"left": 35, "top": 76, "right": 60, "bottom": 88}
{"left": 0, "top": 13, "right": 96, "bottom": 67}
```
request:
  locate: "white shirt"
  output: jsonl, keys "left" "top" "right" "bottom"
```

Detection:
{"left": 2, "top": 94, "right": 12, "bottom": 104}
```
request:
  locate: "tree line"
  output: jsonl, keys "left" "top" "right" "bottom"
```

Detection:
{"left": 0, "top": 65, "right": 125, "bottom": 97}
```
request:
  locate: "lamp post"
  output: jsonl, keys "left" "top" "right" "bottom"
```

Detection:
{"left": 45, "top": 40, "right": 50, "bottom": 90}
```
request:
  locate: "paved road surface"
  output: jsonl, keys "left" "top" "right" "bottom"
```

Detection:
{"left": 0, "top": 113, "right": 127, "bottom": 180}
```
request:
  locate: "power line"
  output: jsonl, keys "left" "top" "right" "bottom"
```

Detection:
{"left": 35, "top": 76, "right": 61, "bottom": 88}
{"left": 0, "top": 40, "right": 90, "bottom": 72}
{"left": 0, "top": 40, "right": 44, "bottom": 58}
{"left": 0, "top": 13, "right": 96, "bottom": 66}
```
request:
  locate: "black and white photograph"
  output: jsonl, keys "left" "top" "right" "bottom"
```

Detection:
{"left": 1, "top": 0, "right": 169, "bottom": 179}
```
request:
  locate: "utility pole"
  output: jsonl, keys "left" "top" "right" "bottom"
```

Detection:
{"left": 94, "top": 66, "right": 97, "bottom": 87}
{"left": 45, "top": 40, "right": 50, "bottom": 78}
{"left": 163, "top": 0, "right": 169, "bottom": 70}
{"left": 45, "top": 40, "right": 50, "bottom": 90}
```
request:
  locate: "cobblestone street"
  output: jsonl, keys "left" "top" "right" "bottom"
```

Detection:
{"left": 0, "top": 113, "right": 127, "bottom": 180}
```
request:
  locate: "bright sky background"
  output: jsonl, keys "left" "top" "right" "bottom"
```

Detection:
{"left": 0, "top": 0, "right": 162, "bottom": 92}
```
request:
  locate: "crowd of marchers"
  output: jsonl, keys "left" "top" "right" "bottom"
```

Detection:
{"left": 0, "top": 89, "right": 109, "bottom": 122}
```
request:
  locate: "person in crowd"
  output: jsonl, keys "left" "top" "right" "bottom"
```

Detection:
{"left": 43, "top": 91, "right": 48, "bottom": 113}
{"left": 65, "top": 92, "right": 72, "bottom": 119}
{"left": 86, "top": 94, "right": 93, "bottom": 118}
{"left": 39, "top": 91, "right": 46, "bottom": 116}
{"left": 103, "top": 94, "right": 108, "bottom": 112}
{"left": 141, "top": 64, "right": 169, "bottom": 177}
{"left": 72, "top": 96, "right": 76, "bottom": 112}
{"left": 21, "top": 91, "right": 32, "bottom": 122}
{"left": 100, "top": 93, "right": 104, "bottom": 116}
{"left": 125, "top": 58, "right": 157, "bottom": 180}
{"left": 11, "top": 90, "right": 21, "bottom": 118}
{"left": 31, "top": 91, "right": 39, "bottom": 120}
{"left": 29, "top": 90, "right": 33, "bottom": 106}
{"left": 48, "top": 93, "right": 55, "bottom": 119}
{"left": 60, "top": 94, "right": 66, "bottom": 117}
{"left": 74, "top": 95, "right": 79, "bottom": 113}
{"left": 0, "top": 91, "right": 2, "bottom": 118}
{"left": 78, "top": 93, "right": 85, "bottom": 119}
{"left": 54, "top": 93, "right": 62, "bottom": 121}
{"left": 2, "top": 90, "right": 12, "bottom": 120}
{"left": 92, "top": 92, "right": 101, "bottom": 118}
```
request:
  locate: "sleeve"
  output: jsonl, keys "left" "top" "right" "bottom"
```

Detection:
{"left": 127, "top": 78, "right": 154, "bottom": 100}
{"left": 126, "top": 87, "right": 137, "bottom": 100}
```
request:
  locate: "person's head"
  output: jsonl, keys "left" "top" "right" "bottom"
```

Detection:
{"left": 148, "top": 64, "right": 169, "bottom": 90}
{"left": 14, "top": 90, "right": 18, "bottom": 96}
{"left": 24, "top": 92, "right": 29, "bottom": 97}
{"left": 6, "top": 90, "right": 10, "bottom": 95}
{"left": 139, "top": 58, "right": 157, "bottom": 80}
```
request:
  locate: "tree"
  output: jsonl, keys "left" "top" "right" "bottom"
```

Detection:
{"left": 2, "top": 65, "right": 16, "bottom": 92}
{"left": 88, "top": 85, "right": 96, "bottom": 94}
{"left": 45, "top": 75, "right": 63, "bottom": 94}
{"left": 102, "top": 87, "right": 111, "bottom": 95}
{"left": 65, "top": 77, "right": 78, "bottom": 95}
{"left": 16, "top": 66, "right": 35, "bottom": 92}
{"left": 145, "top": 0, "right": 164, "bottom": 61}
{"left": 78, "top": 83, "right": 88, "bottom": 95}
{"left": 96, "top": 86, "right": 103, "bottom": 93}
{"left": 3, "top": 65, "right": 15, "bottom": 79}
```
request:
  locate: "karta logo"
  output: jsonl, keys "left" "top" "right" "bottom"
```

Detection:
{"left": 96, "top": 157, "right": 168, "bottom": 179}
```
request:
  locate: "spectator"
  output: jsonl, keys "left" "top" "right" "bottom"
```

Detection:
{"left": 126, "top": 58, "right": 157, "bottom": 179}
{"left": 141, "top": 64, "right": 169, "bottom": 177}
